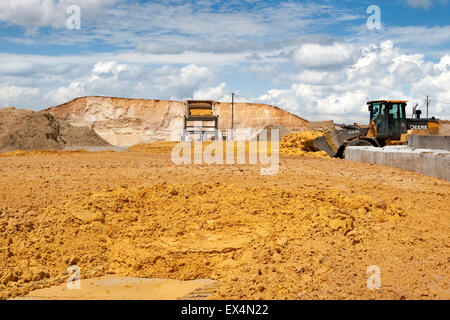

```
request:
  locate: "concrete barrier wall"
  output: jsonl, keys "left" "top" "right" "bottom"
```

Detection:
{"left": 344, "top": 146, "right": 450, "bottom": 181}
{"left": 408, "top": 135, "right": 450, "bottom": 151}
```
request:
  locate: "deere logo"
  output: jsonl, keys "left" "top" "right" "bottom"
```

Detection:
{"left": 411, "top": 125, "right": 427, "bottom": 130}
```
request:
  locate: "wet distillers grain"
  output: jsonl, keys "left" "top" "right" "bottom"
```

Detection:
{"left": 0, "top": 148, "right": 448, "bottom": 299}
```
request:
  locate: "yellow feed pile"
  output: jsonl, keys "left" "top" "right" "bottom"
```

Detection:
{"left": 131, "top": 135, "right": 329, "bottom": 158}
{"left": 130, "top": 141, "right": 275, "bottom": 157}
{"left": 129, "top": 141, "right": 179, "bottom": 154}
{"left": 280, "top": 131, "right": 329, "bottom": 157}
{"left": 189, "top": 109, "right": 213, "bottom": 116}
{"left": 0, "top": 150, "right": 89, "bottom": 157}
{"left": 0, "top": 183, "right": 405, "bottom": 299}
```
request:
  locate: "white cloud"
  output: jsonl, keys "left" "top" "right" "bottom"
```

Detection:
{"left": 411, "top": 55, "right": 450, "bottom": 114}
{"left": 406, "top": 0, "right": 433, "bottom": 9}
{"left": 258, "top": 41, "right": 450, "bottom": 122}
{"left": 405, "top": 0, "right": 449, "bottom": 9}
{"left": 0, "top": 60, "right": 35, "bottom": 75}
{"left": 350, "top": 25, "right": 450, "bottom": 57}
{"left": 42, "top": 61, "right": 219, "bottom": 105}
{"left": 1, "top": 38, "right": 449, "bottom": 123}
{"left": 0, "top": 1, "right": 359, "bottom": 55}
{"left": 44, "top": 60, "right": 150, "bottom": 104}
{"left": 155, "top": 64, "right": 214, "bottom": 99}
{"left": 293, "top": 43, "right": 360, "bottom": 70}
{"left": 435, "top": 55, "right": 450, "bottom": 72}
{"left": 92, "top": 61, "right": 124, "bottom": 75}
{"left": 45, "top": 82, "right": 85, "bottom": 105}
{"left": 0, "top": 86, "right": 40, "bottom": 107}
{"left": 0, "top": 50, "right": 249, "bottom": 70}
{"left": 193, "top": 82, "right": 230, "bottom": 101}
{"left": 91, "top": 60, "right": 143, "bottom": 80}
{"left": 245, "top": 64, "right": 280, "bottom": 78}
{"left": 0, "top": 0, "right": 118, "bottom": 31}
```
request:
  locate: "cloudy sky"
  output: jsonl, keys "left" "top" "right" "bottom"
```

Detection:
{"left": 0, "top": 0, "right": 449, "bottom": 122}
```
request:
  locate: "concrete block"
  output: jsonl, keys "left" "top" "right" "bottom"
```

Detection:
{"left": 408, "top": 135, "right": 450, "bottom": 151}
{"left": 345, "top": 146, "right": 450, "bottom": 181}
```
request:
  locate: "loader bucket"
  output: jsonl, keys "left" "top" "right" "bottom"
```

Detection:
{"left": 312, "top": 127, "right": 370, "bottom": 157}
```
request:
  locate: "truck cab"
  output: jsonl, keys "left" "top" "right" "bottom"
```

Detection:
{"left": 368, "top": 100, "right": 407, "bottom": 146}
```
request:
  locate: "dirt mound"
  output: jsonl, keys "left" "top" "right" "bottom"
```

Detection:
{"left": 253, "top": 124, "right": 291, "bottom": 141}
{"left": 307, "top": 120, "right": 335, "bottom": 133}
{"left": 0, "top": 149, "right": 448, "bottom": 300}
{"left": 0, "top": 107, "right": 63, "bottom": 153}
{"left": 0, "top": 182, "right": 406, "bottom": 299}
{"left": 0, "top": 107, "right": 110, "bottom": 153}
{"left": 45, "top": 96, "right": 309, "bottom": 146}
{"left": 58, "top": 120, "right": 111, "bottom": 148}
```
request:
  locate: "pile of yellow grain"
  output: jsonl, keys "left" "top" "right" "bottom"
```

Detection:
{"left": 280, "top": 131, "right": 329, "bottom": 157}
{"left": 0, "top": 150, "right": 88, "bottom": 157}
{"left": 0, "top": 182, "right": 405, "bottom": 299}
{"left": 189, "top": 109, "right": 213, "bottom": 116}
{"left": 129, "top": 141, "right": 180, "bottom": 154}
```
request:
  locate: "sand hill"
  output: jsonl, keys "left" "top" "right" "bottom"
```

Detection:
{"left": 45, "top": 96, "right": 308, "bottom": 146}
{"left": 0, "top": 107, "right": 110, "bottom": 153}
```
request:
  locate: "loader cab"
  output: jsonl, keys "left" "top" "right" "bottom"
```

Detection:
{"left": 368, "top": 100, "right": 407, "bottom": 145}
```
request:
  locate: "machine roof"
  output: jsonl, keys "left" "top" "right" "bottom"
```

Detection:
{"left": 367, "top": 100, "right": 408, "bottom": 104}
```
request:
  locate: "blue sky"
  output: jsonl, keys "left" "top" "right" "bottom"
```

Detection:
{"left": 0, "top": 0, "right": 449, "bottom": 122}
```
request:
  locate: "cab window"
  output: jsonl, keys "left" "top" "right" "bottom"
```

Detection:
{"left": 371, "top": 103, "right": 381, "bottom": 118}
{"left": 390, "top": 104, "right": 400, "bottom": 119}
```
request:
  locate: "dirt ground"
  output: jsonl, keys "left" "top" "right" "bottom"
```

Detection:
{"left": 13, "top": 276, "right": 217, "bottom": 300}
{"left": 0, "top": 147, "right": 449, "bottom": 300}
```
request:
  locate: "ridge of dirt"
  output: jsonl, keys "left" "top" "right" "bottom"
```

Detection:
{"left": 44, "top": 96, "right": 309, "bottom": 146}
{"left": 0, "top": 150, "right": 448, "bottom": 300}
{"left": 0, "top": 182, "right": 406, "bottom": 299}
{"left": 58, "top": 120, "right": 111, "bottom": 148}
{"left": 0, "top": 107, "right": 110, "bottom": 152}
{"left": 0, "top": 107, "right": 63, "bottom": 153}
